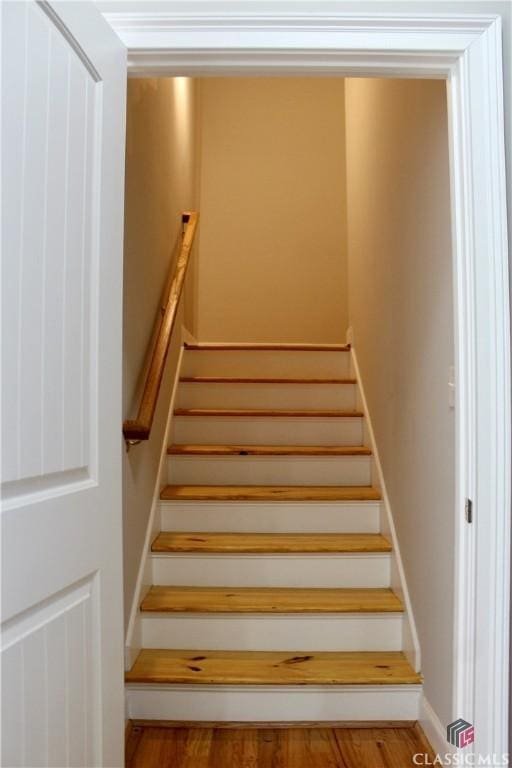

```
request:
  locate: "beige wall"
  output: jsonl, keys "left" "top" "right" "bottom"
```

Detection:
{"left": 122, "top": 77, "right": 198, "bottom": 631}
{"left": 195, "top": 78, "right": 348, "bottom": 343}
{"left": 345, "top": 78, "right": 455, "bottom": 724}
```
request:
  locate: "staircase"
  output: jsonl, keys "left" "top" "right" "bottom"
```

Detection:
{"left": 125, "top": 343, "right": 421, "bottom": 722}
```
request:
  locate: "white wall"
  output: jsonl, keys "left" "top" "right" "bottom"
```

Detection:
{"left": 345, "top": 78, "right": 455, "bottom": 726}
{"left": 195, "top": 77, "right": 348, "bottom": 343}
{"left": 122, "top": 77, "right": 198, "bottom": 631}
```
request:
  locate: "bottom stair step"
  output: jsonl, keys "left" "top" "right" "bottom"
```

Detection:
{"left": 126, "top": 649, "right": 421, "bottom": 686}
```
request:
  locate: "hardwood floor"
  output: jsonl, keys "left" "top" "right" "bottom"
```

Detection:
{"left": 126, "top": 723, "right": 435, "bottom": 767}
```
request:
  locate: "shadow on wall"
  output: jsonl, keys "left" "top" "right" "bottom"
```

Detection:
{"left": 122, "top": 77, "right": 198, "bottom": 633}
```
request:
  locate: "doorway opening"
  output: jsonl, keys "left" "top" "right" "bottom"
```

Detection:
{"left": 123, "top": 75, "right": 456, "bottom": 759}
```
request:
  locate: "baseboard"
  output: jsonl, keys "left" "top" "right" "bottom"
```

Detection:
{"left": 124, "top": 334, "right": 186, "bottom": 669}
{"left": 131, "top": 719, "right": 417, "bottom": 729}
{"left": 349, "top": 343, "right": 421, "bottom": 673}
{"left": 419, "top": 695, "right": 455, "bottom": 764}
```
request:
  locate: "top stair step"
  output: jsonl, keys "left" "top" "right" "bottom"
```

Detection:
{"left": 180, "top": 377, "right": 356, "bottom": 384}
{"left": 184, "top": 343, "right": 351, "bottom": 352}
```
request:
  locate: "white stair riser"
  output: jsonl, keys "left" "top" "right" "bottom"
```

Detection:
{"left": 167, "top": 455, "right": 372, "bottom": 486}
{"left": 126, "top": 684, "right": 421, "bottom": 722}
{"left": 160, "top": 501, "right": 381, "bottom": 533}
{"left": 141, "top": 614, "right": 403, "bottom": 651}
{"left": 181, "top": 350, "right": 351, "bottom": 378}
{"left": 176, "top": 382, "right": 357, "bottom": 410}
{"left": 150, "top": 553, "right": 391, "bottom": 587}
{"left": 172, "top": 416, "right": 364, "bottom": 446}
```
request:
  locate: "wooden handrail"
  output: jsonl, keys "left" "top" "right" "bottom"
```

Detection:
{"left": 123, "top": 212, "right": 198, "bottom": 442}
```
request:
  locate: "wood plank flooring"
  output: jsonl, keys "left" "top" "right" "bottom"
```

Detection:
{"left": 126, "top": 723, "right": 436, "bottom": 767}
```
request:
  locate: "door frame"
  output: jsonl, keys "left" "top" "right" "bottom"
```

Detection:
{"left": 105, "top": 4, "right": 510, "bottom": 758}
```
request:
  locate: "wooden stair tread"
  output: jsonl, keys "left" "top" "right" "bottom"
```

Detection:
{"left": 184, "top": 343, "right": 350, "bottom": 352}
{"left": 140, "top": 586, "right": 403, "bottom": 613}
{"left": 152, "top": 532, "right": 391, "bottom": 554}
{"left": 160, "top": 485, "right": 381, "bottom": 502}
{"left": 174, "top": 408, "right": 364, "bottom": 417}
{"left": 179, "top": 376, "right": 357, "bottom": 384}
{"left": 126, "top": 649, "right": 421, "bottom": 686}
{"left": 167, "top": 444, "right": 372, "bottom": 457}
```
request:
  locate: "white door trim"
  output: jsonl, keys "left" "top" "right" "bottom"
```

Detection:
{"left": 104, "top": 4, "right": 510, "bottom": 757}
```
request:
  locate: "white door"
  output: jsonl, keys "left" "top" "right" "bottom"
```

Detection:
{"left": 1, "top": 2, "right": 126, "bottom": 766}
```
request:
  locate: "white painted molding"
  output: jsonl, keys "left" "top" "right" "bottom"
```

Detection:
{"left": 124, "top": 335, "right": 186, "bottom": 670}
{"left": 447, "top": 17, "right": 510, "bottom": 757}
{"left": 103, "top": 6, "right": 497, "bottom": 77}
{"left": 105, "top": 5, "right": 510, "bottom": 755}
{"left": 350, "top": 345, "right": 421, "bottom": 673}
{"left": 419, "top": 695, "right": 456, "bottom": 766}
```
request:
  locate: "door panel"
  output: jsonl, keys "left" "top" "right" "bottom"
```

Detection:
{"left": 1, "top": 577, "right": 98, "bottom": 767}
{"left": 1, "top": 2, "right": 126, "bottom": 765}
